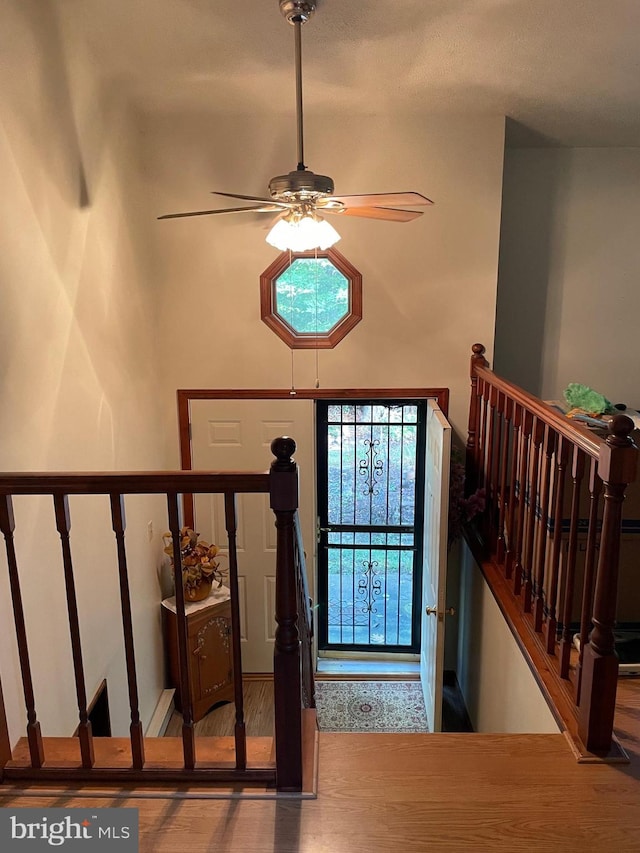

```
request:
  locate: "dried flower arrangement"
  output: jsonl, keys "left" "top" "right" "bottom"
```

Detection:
{"left": 448, "top": 448, "right": 485, "bottom": 547}
{"left": 162, "top": 527, "right": 228, "bottom": 600}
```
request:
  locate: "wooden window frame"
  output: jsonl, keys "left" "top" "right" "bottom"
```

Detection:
{"left": 259, "top": 247, "right": 363, "bottom": 349}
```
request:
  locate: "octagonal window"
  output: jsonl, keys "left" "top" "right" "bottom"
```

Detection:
{"left": 260, "top": 248, "right": 362, "bottom": 349}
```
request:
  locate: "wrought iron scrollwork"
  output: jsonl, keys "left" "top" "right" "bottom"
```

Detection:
{"left": 358, "top": 559, "right": 382, "bottom": 614}
{"left": 359, "top": 438, "right": 384, "bottom": 495}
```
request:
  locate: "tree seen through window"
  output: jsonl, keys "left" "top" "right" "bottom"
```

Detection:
{"left": 274, "top": 258, "right": 349, "bottom": 334}
{"left": 260, "top": 248, "right": 362, "bottom": 349}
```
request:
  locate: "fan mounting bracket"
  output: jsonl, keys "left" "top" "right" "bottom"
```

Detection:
{"left": 279, "top": 1, "right": 316, "bottom": 25}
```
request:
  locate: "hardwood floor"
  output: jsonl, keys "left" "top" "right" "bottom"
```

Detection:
{"left": 615, "top": 673, "right": 640, "bottom": 761}
{"left": 164, "top": 680, "right": 275, "bottom": 738}
{"left": 2, "top": 678, "right": 639, "bottom": 852}
{"left": 3, "top": 727, "right": 640, "bottom": 852}
{"left": 165, "top": 672, "right": 474, "bottom": 736}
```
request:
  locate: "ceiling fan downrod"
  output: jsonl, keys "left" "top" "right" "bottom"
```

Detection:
{"left": 269, "top": 1, "right": 332, "bottom": 198}
{"left": 280, "top": 1, "right": 316, "bottom": 172}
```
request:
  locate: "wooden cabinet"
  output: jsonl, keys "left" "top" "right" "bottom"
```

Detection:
{"left": 162, "top": 590, "right": 234, "bottom": 723}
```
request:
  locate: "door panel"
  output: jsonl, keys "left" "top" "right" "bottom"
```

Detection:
{"left": 317, "top": 400, "right": 427, "bottom": 652}
{"left": 420, "top": 399, "right": 452, "bottom": 732}
{"left": 190, "top": 399, "right": 315, "bottom": 673}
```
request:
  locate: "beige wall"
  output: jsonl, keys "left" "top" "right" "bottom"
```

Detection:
{"left": 457, "top": 543, "right": 560, "bottom": 733}
{"left": 0, "top": 1, "right": 168, "bottom": 744}
{"left": 495, "top": 147, "right": 640, "bottom": 406}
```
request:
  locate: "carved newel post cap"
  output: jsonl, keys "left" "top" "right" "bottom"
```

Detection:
{"left": 607, "top": 414, "right": 635, "bottom": 448}
{"left": 471, "top": 343, "right": 486, "bottom": 357}
{"left": 271, "top": 436, "right": 296, "bottom": 469}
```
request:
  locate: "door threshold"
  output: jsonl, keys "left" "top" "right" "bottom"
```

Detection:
{"left": 316, "top": 658, "right": 420, "bottom": 678}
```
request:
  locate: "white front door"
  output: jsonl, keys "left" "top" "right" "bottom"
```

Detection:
{"left": 420, "top": 399, "right": 451, "bottom": 732}
{"left": 190, "top": 399, "right": 315, "bottom": 673}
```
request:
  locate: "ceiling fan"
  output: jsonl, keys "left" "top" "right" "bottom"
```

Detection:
{"left": 158, "top": 0, "right": 433, "bottom": 251}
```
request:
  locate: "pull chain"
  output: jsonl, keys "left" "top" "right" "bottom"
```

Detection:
{"left": 289, "top": 248, "right": 296, "bottom": 394}
{"left": 314, "top": 246, "right": 320, "bottom": 389}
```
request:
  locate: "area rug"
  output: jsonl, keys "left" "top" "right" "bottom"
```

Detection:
{"left": 315, "top": 680, "right": 429, "bottom": 733}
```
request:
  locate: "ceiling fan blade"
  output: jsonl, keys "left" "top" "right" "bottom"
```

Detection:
{"left": 158, "top": 204, "right": 282, "bottom": 220}
{"left": 323, "top": 206, "right": 424, "bottom": 222}
{"left": 211, "top": 191, "right": 292, "bottom": 208}
{"left": 320, "top": 192, "right": 433, "bottom": 209}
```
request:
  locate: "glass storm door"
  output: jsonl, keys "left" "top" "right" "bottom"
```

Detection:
{"left": 316, "top": 400, "right": 427, "bottom": 653}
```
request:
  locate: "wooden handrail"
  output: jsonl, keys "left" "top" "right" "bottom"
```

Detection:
{"left": 466, "top": 343, "right": 638, "bottom": 758}
{"left": 0, "top": 440, "right": 310, "bottom": 791}
{"left": 0, "top": 471, "right": 271, "bottom": 495}
{"left": 474, "top": 362, "right": 602, "bottom": 459}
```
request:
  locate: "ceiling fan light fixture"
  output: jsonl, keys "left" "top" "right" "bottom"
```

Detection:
{"left": 265, "top": 212, "right": 341, "bottom": 252}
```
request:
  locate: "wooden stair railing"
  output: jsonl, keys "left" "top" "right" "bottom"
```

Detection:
{"left": 466, "top": 344, "right": 638, "bottom": 758}
{"left": 0, "top": 437, "right": 313, "bottom": 792}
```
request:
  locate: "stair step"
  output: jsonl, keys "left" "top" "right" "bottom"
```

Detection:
{"left": 8, "top": 735, "right": 274, "bottom": 770}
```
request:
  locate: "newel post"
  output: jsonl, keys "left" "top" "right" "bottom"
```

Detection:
{"left": 466, "top": 343, "right": 489, "bottom": 495}
{"left": 578, "top": 415, "right": 638, "bottom": 753}
{"left": 270, "top": 436, "right": 302, "bottom": 792}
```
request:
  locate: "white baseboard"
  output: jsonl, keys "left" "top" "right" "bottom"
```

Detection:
{"left": 146, "top": 689, "right": 175, "bottom": 737}
{"left": 573, "top": 634, "right": 640, "bottom": 675}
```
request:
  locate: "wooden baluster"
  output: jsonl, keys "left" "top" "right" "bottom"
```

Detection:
{"left": 466, "top": 343, "right": 489, "bottom": 496}
{"left": 575, "top": 459, "right": 602, "bottom": 706}
{"left": 533, "top": 427, "right": 556, "bottom": 632}
{"left": 496, "top": 394, "right": 511, "bottom": 565}
{"left": 53, "top": 494, "right": 94, "bottom": 769}
{"left": 477, "top": 380, "right": 489, "bottom": 500}
{"left": 109, "top": 494, "right": 144, "bottom": 769}
{"left": 297, "top": 589, "right": 313, "bottom": 710}
{"left": 484, "top": 385, "right": 498, "bottom": 550}
{"left": 522, "top": 418, "right": 544, "bottom": 613}
{"left": 546, "top": 436, "right": 570, "bottom": 654}
{"left": 579, "top": 416, "right": 637, "bottom": 753}
{"left": 224, "top": 491, "right": 246, "bottom": 770}
{"left": 504, "top": 403, "right": 522, "bottom": 579}
{"left": 0, "top": 679, "right": 11, "bottom": 781}
{"left": 513, "top": 410, "right": 533, "bottom": 596}
{"left": 166, "top": 492, "right": 196, "bottom": 769}
{"left": 294, "top": 514, "right": 315, "bottom": 710}
{"left": 559, "top": 448, "right": 585, "bottom": 678}
{"left": 270, "top": 437, "right": 302, "bottom": 792}
{"left": 0, "top": 495, "right": 44, "bottom": 768}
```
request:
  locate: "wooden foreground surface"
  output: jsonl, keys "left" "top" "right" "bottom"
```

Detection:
{"left": 2, "top": 728, "right": 640, "bottom": 853}
{"left": 1, "top": 678, "right": 638, "bottom": 852}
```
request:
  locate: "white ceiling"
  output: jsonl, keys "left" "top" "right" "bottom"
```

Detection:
{"left": 58, "top": 0, "right": 640, "bottom": 147}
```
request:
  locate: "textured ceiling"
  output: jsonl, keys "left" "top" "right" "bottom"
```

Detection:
{"left": 57, "top": 0, "right": 640, "bottom": 147}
